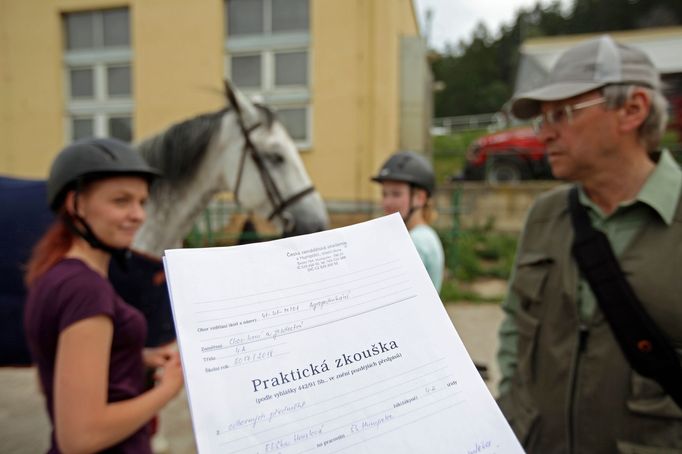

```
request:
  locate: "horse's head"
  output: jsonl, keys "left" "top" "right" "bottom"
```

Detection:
{"left": 221, "top": 81, "right": 329, "bottom": 236}
{"left": 133, "top": 83, "right": 328, "bottom": 256}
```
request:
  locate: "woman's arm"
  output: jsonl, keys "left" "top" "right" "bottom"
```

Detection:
{"left": 54, "top": 316, "right": 183, "bottom": 454}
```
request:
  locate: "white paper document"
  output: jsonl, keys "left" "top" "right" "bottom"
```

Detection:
{"left": 164, "top": 214, "right": 523, "bottom": 453}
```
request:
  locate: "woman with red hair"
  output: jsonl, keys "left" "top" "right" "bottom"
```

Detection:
{"left": 24, "top": 138, "right": 183, "bottom": 453}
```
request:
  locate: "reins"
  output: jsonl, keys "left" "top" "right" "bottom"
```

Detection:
{"left": 225, "top": 86, "right": 317, "bottom": 229}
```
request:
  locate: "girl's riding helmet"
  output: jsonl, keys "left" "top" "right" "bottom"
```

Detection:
{"left": 371, "top": 151, "right": 435, "bottom": 195}
{"left": 47, "top": 138, "right": 160, "bottom": 211}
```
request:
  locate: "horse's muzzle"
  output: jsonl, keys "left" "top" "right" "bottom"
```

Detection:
{"left": 283, "top": 216, "right": 328, "bottom": 237}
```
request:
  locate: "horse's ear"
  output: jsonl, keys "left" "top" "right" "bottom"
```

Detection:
{"left": 224, "top": 80, "right": 260, "bottom": 124}
{"left": 223, "top": 79, "right": 237, "bottom": 106}
{"left": 224, "top": 79, "right": 238, "bottom": 110}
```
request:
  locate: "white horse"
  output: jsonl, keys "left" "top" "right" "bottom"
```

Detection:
{"left": 0, "top": 82, "right": 328, "bottom": 365}
{"left": 134, "top": 82, "right": 328, "bottom": 256}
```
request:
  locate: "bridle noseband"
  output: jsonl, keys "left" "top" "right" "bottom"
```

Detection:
{"left": 226, "top": 89, "right": 316, "bottom": 229}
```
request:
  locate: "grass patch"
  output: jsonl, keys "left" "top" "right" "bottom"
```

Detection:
{"left": 661, "top": 129, "right": 680, "bottom": 151}
{"left": 433, "top": 149, "right": 466, "bottom": 184}
{"left": 432, "top": 130, "right": 489, "bottom": 184}
{"left": 433, "top": 129, "right": 489, "bottom": 153}
{"left": 662, "top": 130, "right": 682, "bottom": 165}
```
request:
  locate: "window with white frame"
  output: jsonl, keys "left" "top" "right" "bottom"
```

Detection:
{"left": 225, "top": 0, "right": 311, "bottom": 147}
{"left": 63, "top": 8, "right": 133, "bottom": 142}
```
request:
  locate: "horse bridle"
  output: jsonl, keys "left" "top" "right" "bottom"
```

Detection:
{"left": 226, "top": 91, "right": 316, "bottom": 230}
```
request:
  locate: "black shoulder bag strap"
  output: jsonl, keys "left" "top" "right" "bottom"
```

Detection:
{"left": 568, "top": 186, "right": 682, "bottom": 408}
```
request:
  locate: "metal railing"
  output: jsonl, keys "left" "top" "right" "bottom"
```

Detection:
{"left": 431, "top": 113, "right": 505, "bottom": 135}
{"left": 184, "top": 183, "right": 543, "bottom": 248}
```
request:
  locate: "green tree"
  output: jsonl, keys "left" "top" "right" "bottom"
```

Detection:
{"left": 431, "top": 0, "right": 682, "bottom": 118}
{"left": 432, "top": 23, "right": 513, "bottom": 116}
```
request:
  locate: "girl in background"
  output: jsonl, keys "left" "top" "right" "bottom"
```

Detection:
{"left": 372, "top": 151, "right": 445, "bottom": 292}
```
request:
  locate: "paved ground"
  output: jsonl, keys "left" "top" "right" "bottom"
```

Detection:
{"left": 0, "top": 302, "right": 503, "bottom": 454}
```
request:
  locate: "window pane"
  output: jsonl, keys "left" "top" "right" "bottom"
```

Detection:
{"left": 272, "top": 0, "right": 309, "bottom": 32}
{"left": 65, "top": 12, "right": 95, "bottom": 49}
{"left": 227, "top": 0, "right": 264, "bottom": 36}
{"left": 107, "top": 66, "right": 131, "bottom": 96}
{"left": 70, "top": 68, "right": 94, "bottom": 98}
{"left": 103, "top": 9, "right": 130, "bottom": 47}
{"left": 231, "top": 55, "right": 261, "bottom": 88}
{"left": 72, "top": 118, "right": 94, "bottom": 140}
{"left": 277, "top": 108, "right": 306, "bottom": 141}
{"left": 109, "top": 116, "right": 132, "bottom": 142}
{"left": 274, "top": 52, "right": 307, "bottom": 86}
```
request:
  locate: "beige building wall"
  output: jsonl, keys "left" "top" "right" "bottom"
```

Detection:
{"left": 307, "top": 0, "right": 421, "bottom": 203}
{"left": 134, "top": 0, "right": 225, "bottom": 137}
{"left": 0, "top": 0, "right": 65, "bottom": 178}
{"left": 0, "top": 0, "right": 226, "bottom": 179}
{"left": 1, "top": 0, "right": 426, "bottom": 208}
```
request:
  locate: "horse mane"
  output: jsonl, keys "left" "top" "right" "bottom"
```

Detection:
{"left": 136, "top": 108, "right": 230, "bottom": 186}
{"left": 135, "top": 102, "right": 276, "bottom": 187}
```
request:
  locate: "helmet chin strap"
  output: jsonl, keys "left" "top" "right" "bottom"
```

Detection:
{"left": 402, "top": 206, "right": 417, "bottom": 224}
{"left": 402, "top": 186, "right": 423, "bottom": 226}
{"left": 65, "top": 191, "right": 131, "bottom": 270}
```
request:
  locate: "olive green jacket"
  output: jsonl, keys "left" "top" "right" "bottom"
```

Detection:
{"left": 498, "top": 184, "right": 682, "bottom": 454}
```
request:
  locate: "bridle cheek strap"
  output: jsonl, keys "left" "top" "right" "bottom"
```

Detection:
{"left": 229, "top": 107, "right": 316, "bottom": 230}
{"left": 267, "top": 186, "right": 316, "bottom": 222}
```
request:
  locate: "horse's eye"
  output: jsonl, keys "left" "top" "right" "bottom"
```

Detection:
{"left": 263, "top": 152, "right": 285, "bottom": 165}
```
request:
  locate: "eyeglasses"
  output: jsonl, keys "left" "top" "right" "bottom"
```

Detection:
{"left": 532, "top": 97, "right": 606, "bottom": 134}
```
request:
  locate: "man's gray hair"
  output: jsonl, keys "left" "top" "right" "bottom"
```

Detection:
{"left": 602, "top": 84, "right": 668, "bottom": 150}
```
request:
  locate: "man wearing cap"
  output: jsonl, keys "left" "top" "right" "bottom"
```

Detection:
{"left": 496, "top": 35, "right": 682, "bottom": 453}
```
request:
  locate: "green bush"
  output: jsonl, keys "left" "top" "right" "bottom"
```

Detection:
{"left": 433, "top": 129, "right": 489, "bottom": 153}
{"left": 438, "top": 224, "right": 518, "bottom": 301}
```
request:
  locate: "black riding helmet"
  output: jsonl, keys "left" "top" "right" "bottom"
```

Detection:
{"left": 371, "top": 151, "right": 435, "bottom": 195}
{"left": 47, "top": 138, "right": 160, "bottom": 211}
{"left": 47, "top": 138, "right": 160, "bottom": 265}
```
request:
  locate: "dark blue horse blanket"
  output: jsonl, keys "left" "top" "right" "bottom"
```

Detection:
{"left": 0, "top": 176, "right": 175, "bottom": 366}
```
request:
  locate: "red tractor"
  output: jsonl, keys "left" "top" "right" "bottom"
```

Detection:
{"left": 462, "top": 127, "right": 552, "bottom": 183}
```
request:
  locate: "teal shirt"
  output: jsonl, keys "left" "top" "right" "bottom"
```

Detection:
{"left": 497, "top": 151, "right": 682, "bottom": 395}
{"left": 410, "top": 224, "right": 444, "bottom": 293}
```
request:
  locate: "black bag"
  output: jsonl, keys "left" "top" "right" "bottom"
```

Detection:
{"left": 568, "top": 187, "right": 682, "bottom": 408}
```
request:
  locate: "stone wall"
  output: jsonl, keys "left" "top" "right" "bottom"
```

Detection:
{"left": 432, "top": 181, "right": 562, "bottom": 233}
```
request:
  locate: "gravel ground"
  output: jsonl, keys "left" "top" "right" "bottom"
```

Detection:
{"left": 0, "top": 302, "right": 503, "bottom": 454}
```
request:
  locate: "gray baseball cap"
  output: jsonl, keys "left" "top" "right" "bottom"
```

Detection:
{"left": 511, "top": 35, "right": 661, "bottom": 119}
